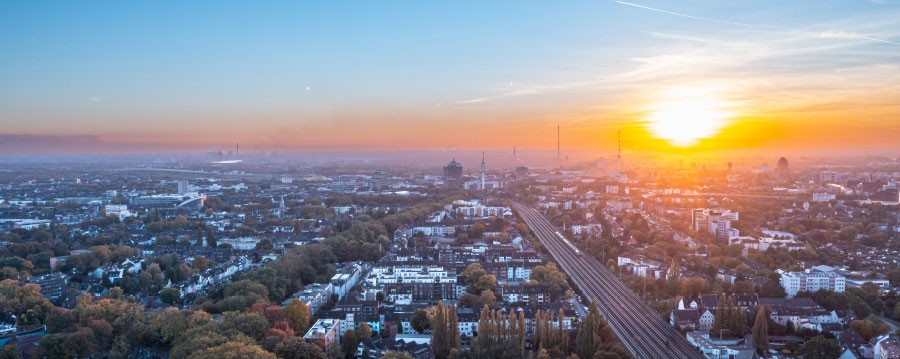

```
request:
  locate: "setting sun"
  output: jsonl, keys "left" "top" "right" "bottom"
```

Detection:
{"left": 644, "top": 88, "right": 735, "bottom": 147}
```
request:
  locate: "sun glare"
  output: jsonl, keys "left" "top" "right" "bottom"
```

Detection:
{"left": 644, "top": 87, "right": 735, "bottom": 147}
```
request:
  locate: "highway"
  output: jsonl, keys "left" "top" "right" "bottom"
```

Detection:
{"left": 514, "top": 203, "right": 703, "bottom": 359}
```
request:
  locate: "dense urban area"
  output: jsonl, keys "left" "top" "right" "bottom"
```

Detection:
{"left": 2, "top": 153, "right": 900, "bottom": 359}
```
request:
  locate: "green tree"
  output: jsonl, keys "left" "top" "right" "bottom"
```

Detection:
{"left": 273, "top": 337, "right": 327, "bottom": 359}
{"left": 461, "top": 263, "right": 497, "bottom": 295}
{"left": 411, "top": 309, "right": 430, "bottom": 334}
{"left": 751, "top": 306, "right": 769, "bottom": 354}
{"left": 528, "top": 263, "right": 570, "bottom": 299}
{"left": 187, "top": 341, "right": 276, "bottom": 359}
{"left": 801, "top": 336, "right": 841, "bottom": 359}
{"left": 222, "top": 311, "right": 271, "bottom": 341}
{"left": 160, "top": 287, "right": 181, "bottom": 305}
{"left": 576, "top": 301, "right": 618, "bottom": 359}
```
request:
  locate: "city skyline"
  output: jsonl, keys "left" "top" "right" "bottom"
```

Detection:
{"left": 2, "top": 1, "right": 899, "bottom": 155}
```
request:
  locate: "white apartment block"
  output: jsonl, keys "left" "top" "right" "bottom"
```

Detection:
{"left": 366, "top": 264, "right": 456, "bottom": 286}
{"left": 778, "top": 269, "right": 846, "bottom": 298}
{"left": 812, "top": 193, "right": 836, "bottom": 202}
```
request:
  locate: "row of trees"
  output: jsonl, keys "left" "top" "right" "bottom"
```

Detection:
{"left": 426, "top": 300, "right": 627, "bottom": 359}
{"left": 471, "top": 306, "right": 527, "bottom": 359}
{"left": 35, "top": 292, "right": 327, "bottom": 359}
{"left": 710, "top": 294, "right": 749, "bottom": 339}
{"left": 430, "top": 301, "right": 461, "bottom": 359}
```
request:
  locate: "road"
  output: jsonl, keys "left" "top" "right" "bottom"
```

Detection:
{"left": 515, "top": 203, "right": 702, "bottom": 359}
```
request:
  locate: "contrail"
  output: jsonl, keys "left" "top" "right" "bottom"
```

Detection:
{"left": 617, "top": 0, "right": 900, "bottom": 46}
{"left": 848, "top": 33, "right": 900, "bottom": 46}
{"left": 614, "top": 0, "right": 753, "bottom": 28}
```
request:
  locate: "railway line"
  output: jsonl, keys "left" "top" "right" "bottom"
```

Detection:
{"left": 514, "top": 203, "right": 703, "bottom": 359}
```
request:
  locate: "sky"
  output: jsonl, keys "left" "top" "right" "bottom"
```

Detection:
{"left": 1, "top": 1, "right": 899, "bottom": 156}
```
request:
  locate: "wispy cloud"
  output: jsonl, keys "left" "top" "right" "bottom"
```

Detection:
{"left": 455, "top": 97, "right": 489, "bottom": 104}
{"left": 88, "top": 96, "right": 106, "bottom": 102}
{"left": 614, "top": 0, "right": 752, "bottom": 28}
{"left": 617, "top": 1, "right": 899, "bottom": 46}
{"left": 820, "top": 30, "right": 900, "bottom": 45}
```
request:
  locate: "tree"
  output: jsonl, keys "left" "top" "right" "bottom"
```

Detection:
{"left": 576, "top": 301, "right": 618, "bottom": 359}
{"left": 379, "top": 351, "right": 414, "bottom": 359}
{"left": 680, "top": 278, "right": 709, "bottom": 298}
{"left": 471, "top": 305, "right": 527, "bottom": 359}
{"left": 528, "top": 263, "right": 570, "bottom": 299}
{"left": 341, "top": 330, "right": 360, "bottom": 359}
{"left": 193, "top": 256, "right": 210, "bottom": 272}
{"left": 411, "top": 309, "right": 430, "bottom": 334}
{"left": 285, "top": 299, "right": 311, "bottom": 332}
{"left": 0, "top": 344, "right": 21, "bottom": 359}
{"left": 732, "top": 280, "right": 754, "bottom": 294}
{"left": 478, "top": 289, "right": 498, "bottom": 309}
{"left": 468, "top": 222, "right": 486, "bottom": 238}
{"left": 187, "top": 341, "right": 276, "bottom": 359}
{"left": 255, "top": 238, "right": 273, "bottom": 250}
{"left": 0, "top": 280, "right": 54, "bottom": 325}
{"left": 801, "top": 335, "right": 841, "bottom": 359}
{"left": 357, "top": 322, "right": 374, "bottom": 340}
{"left": 461, "top": 263, "right": 497, "bottom": 295}
{"left": 160, "top": 287, "right": 181, "bottom": 305}
{"left": 222, "top": 311, "right": 271, "bottom": 341}
{"left": 205, "top": 227, "right": 217, "bottom": 248}
{"left": 273, "top": 337, "right": 327, "bottom": 359}
{"left": 839, "top": 227, "right": 858, "bottom": 241}
{"left": 711, "top": 293, "right": 748, "bottom": 339}
{"left": 849, "top": 318, "right": 891, "bottom": 341}
{"left": 430, "top": 301, "right": 460, "bottom": 359}
{"left": 711, "top": 294, "right": 727, "bottom": 338}
{"left": 751, "top": 306, "right": 770, "bottom": 354}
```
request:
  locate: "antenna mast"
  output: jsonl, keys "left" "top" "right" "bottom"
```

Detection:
{"left": 557, "top": 124, "right": 560, "bottom": 161}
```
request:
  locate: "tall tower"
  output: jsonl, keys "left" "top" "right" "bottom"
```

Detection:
{"left": 616, "top": 129, "right": 623, "bottom": 171}
{"left": 480, "top": 152, "right": 487, "bottom": 191}
{"left": 557, "top": 124, "right": 560, "bottom": 161}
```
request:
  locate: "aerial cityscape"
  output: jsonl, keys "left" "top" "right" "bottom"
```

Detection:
{"left": 2, "top": 1, "right": 900, "bottom": 359}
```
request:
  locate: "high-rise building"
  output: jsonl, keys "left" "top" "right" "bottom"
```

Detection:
{"left": 443, "top": 159, "right": 464, "bottom": 188}
{"left": 177, "top": 180, "right": 190, "bottom": 195}
{"left": 515, "top": 166, "right": 528, "bottom": 179}
{"left": 776, "top": 157, "right": 789, "bottom": 175}
{"left": 691, "top": 209, "right": 739, "bottom": 239}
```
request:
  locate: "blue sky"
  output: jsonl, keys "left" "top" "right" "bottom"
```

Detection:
{"left": 1, "top": 1, "right": 898, "bottom": 152}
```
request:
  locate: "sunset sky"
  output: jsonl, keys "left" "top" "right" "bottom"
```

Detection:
{"left": 1, "top": 1, "right": 899, "bottom": 155}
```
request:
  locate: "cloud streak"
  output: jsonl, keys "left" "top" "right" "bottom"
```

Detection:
{"left": 616, "top": 1, "right": 899, "bottom": 46}
{"left": 455, "top": 97, "right": 489, "bottom": 104}
{"left": 820, "top": 30, "right": 900, "bottom": 45}
{"left": 614, "top": 1, "right": 753, "bottom": 28}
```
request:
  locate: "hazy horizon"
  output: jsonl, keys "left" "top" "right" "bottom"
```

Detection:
{"left": 3, "top": 1, "right": 900, "bottom": 156}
